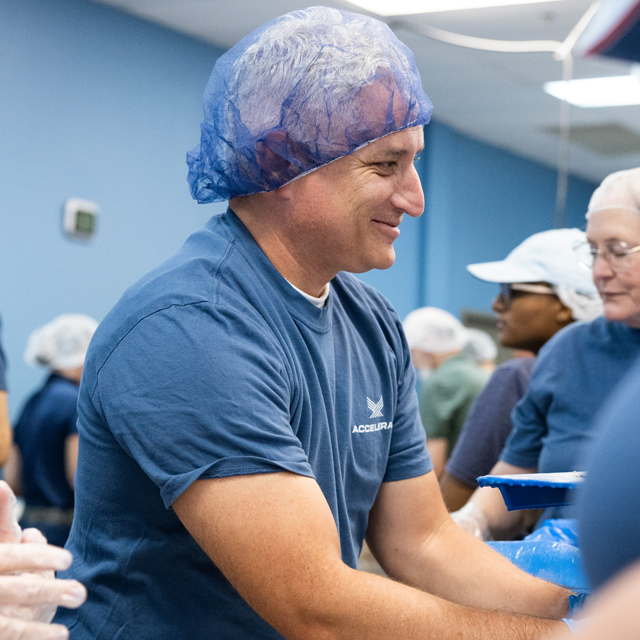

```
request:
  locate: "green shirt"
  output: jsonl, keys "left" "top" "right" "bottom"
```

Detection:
{"left": 419, "top": 353, "right": 489, "bottom": 454}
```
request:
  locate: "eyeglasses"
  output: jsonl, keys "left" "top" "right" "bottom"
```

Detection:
{"left": 498, "top": 283, "right": 557, "bottom": 307}
{"left": 573, "top": 240, "right": 640, "bottom": 271}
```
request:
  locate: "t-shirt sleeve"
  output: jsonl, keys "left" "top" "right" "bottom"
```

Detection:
{"left": 383, "top": 314, "right": 432, "bottom": 482}
{"left": 446, "top": 359, "right": 533, "bottom": 487}
{"left": 93, "top": 302, "right": 314, "bottom": 509}
{"left": 500, "top": 354, "right": 556, "bottom": 470}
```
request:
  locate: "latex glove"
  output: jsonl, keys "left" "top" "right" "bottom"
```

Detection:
{"left": 563, "top": 618, "right": 587, "bottom": 635}
{"left": 0, "top": 481, "right": 86, "bottom": 639}
{"left": 450, "top": 501, "right": 492, "bottom": 540}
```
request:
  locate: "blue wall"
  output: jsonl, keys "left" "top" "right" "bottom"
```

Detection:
{"left": 1, "top": 0, "right": 597, "bottom": 415}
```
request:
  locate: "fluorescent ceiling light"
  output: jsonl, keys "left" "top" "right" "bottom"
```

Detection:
{"left": 345, "top": 0, "right": 563, "bottom": 16}
{"left": 544, "top": 75, "right": 640, "bottom": 108}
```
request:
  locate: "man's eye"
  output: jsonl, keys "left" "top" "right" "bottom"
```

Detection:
{"left": 377, "top": 161, "right": 396, "bottom": 170}
{"left": 413, "top": 155, "right": 422, "bottom": 164}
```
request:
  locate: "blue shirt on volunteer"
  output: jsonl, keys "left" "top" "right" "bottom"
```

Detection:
{"left": 14, "top": 373, "right": 79, "bottom": 509}
{"left": 499, "top": 317, "right": 640, "bottom": 517}
{"left": 577, "top": 355, "right": 640, "bottom": 592}
{"left": 446, "top": 356, "right": 535, "bottom": 488}
{"left": 13, "top": 373, "right": 79, "bottom": 546}
{"left": 55, "top": 209, "right": 432, "bottom": 639}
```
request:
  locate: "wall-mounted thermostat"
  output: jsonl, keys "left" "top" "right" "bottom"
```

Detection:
{"left": 63, "top": 198, "right": 99, "bottom": 240}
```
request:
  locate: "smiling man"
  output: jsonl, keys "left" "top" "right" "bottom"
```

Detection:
{"left": 56, "top": 7, "right": 576, "bottom": 639}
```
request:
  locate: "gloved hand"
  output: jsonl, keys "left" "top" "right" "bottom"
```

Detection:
{"left": 450, "top": 501, "right": 492, "bottom": 540}
{"left": 0, "top": 481, "right": 86, "bottom": 639}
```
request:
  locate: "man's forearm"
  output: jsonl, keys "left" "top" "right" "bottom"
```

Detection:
{"left": 278, "top": 564, "right": 569, "bottom": 640}
{"left": 377, "top": 517, "right": 571, "bottom": 622}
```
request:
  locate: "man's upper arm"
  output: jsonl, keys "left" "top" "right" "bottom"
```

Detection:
{"left": 173, "top": 471, "right": 346, "bottom": 639}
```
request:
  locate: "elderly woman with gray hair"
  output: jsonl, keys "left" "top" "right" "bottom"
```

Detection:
{"left": 6, "top": 314, "right": 98, "bottom": 548}
{"left": 454, "top": 167, "right": 640, "bottom": 541}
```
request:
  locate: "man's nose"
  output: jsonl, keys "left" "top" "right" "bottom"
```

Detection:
{"left": 392, "top": 165, "right": 424, "bottom": 218}
{"left": 492, "top": 295, "right": 505, "bottom": 313}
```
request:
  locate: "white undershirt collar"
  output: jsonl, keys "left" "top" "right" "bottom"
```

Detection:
{"left": 286, "top": 280, "right": 330, "bottom": 308}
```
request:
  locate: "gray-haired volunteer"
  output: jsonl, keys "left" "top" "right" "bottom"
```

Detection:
{"left": 57, "top": 7, "right": 575, "bottom": 639}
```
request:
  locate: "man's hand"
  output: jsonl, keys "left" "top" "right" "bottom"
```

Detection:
{"left": 0, "top": 481, "right": 86, "bottom": 639}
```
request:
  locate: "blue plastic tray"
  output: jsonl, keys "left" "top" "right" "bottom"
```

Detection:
{"left": 476, "top": 472, "right": 585, "bottom": 511}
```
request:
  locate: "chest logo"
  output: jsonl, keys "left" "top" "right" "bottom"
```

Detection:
{"left": 367, "top": 396, "right": 384, "bottom": 419}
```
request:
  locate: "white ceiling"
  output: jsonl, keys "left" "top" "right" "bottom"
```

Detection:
{"left": 89, "top": 0, "right": 640, "bottom": 184}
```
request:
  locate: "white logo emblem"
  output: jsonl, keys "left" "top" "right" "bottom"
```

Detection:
{"left": 367, "top": 396, "right": 384, "bottom": 419}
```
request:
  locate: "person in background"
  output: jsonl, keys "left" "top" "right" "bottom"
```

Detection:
{"left": 546, "top": 355, "right": 640, "bottom": 640}
{"left": 0, "top": 480, "right": 86, "bottom": 639}
{"left": 440, "top": 228, "right": 602, "bottom": 512}
{"left": 463, "top": 328, "right": 498, "bottom": 374}
{"left": 0, "top": 318, "right": 12, "bottom": 469}
{"left": 5, "top": 314, "right": 98, "bottom": 547}
{"left": 453, "top": 167, "right": 640, "bottom": 541}
{"left": 403, "top": 307, "right": 489, "bottom": 478}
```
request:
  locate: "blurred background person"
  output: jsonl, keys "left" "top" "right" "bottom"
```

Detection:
{"left": 403, "top": 307, "right": 489, "bottom": 478}
{"left": 453, "top": 166, "right": 640, "bottom": 541}
{"left": 5, "top": 314, "right": 98, "bottom": 547}
{"left": 462, "top": 328, "right": 498, "bottom": 374}
{"left": 546, "top": 355, "right": 640, "bottom": 640}
{"left": 0, "top": 317, "right": 12, "bottom": 470}
{"left": 440, "top": 228, "right": 602, "bottom": 512}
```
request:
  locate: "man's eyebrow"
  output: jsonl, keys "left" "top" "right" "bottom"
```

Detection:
{"left": 367, "top": 145, "right": 425, "bottom": 160}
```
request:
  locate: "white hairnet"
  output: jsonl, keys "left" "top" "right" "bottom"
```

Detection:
{"left": 462, "top": 329, "right": 498, "bottom": 365}
{"left": 587, "top": 167, "right": 640, "bottom": 219}
{"left": 403, "top": 307, "right": 467, "bottom": 354}
{"left": 24, "top": 314, "right": 98, "bottom": 371}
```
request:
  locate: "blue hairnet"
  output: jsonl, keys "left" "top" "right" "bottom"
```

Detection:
{"left": 187, "top": 6, "right": 433, "bottom": 203}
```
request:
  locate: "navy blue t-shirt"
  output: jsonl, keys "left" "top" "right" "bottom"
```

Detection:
{"left": 446, "top": 357, "right": 535, "bottom": 487}
{"left": 13, "top": 373, "right": 79, "bottom": 508}
{"left": 56, "top": 210, "right": 431, "bottom": 639}
{"left": 501, "top": 317, "right": 640, "bottom": 474}
{"left": 577, "top": 355, "right": 640, "bottom": 591}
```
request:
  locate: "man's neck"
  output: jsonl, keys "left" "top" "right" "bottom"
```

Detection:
{"left": 230, "top": 195, "right": 334, "bottom": 298}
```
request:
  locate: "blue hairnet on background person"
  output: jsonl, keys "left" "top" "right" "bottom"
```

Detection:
{"left": 187, "top": 6, "right": 433, "bottom": 203}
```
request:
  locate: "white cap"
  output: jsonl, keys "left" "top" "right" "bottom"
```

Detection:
{"left": 403, "top": 307, "right": 467, "bottom": 354}
{"left": 467, "top": 228, "right": 597, "bottom": 292}
{"left": 24, "top": 314, "right": 99, "bottom": 371}
{"left": 467, "top": 228, "right": 603, "bottom": 322}
{"left": 587, "top": 167, "right": 640, "bottom": 219}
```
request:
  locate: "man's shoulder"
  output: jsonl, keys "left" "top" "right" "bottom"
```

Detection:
{"left": 86, "top": 213, "right": 266, "bottom": 372}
